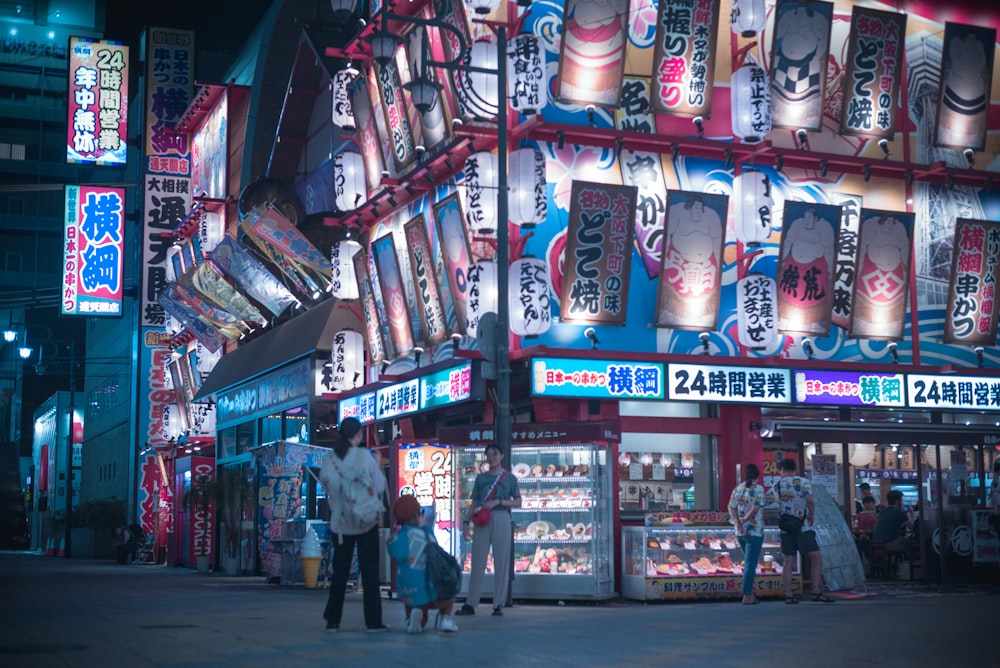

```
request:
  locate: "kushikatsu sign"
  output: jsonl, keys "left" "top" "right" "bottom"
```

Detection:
{"left": 530, "top": 357, "right": 665, "bottom": 400}
{"left": 793, "top": 369, "right": 906, "bottom": 407}
{"left": 62, "top": 185, "right": 125, "bottom": 316}
{"left": 667, "top": 363, "right": 791, "bottom": 404}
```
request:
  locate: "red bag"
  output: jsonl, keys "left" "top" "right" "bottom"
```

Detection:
{"left": 471, "top": 506, "right": 491, "bottom": 527}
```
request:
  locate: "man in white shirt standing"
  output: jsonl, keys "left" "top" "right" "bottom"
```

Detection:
{"left": 772, "top": 457, "right": 833, "bottom": 603}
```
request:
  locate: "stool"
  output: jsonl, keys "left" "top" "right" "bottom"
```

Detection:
{"left": 869, "top": 541, "right": 893, "bottom": 579}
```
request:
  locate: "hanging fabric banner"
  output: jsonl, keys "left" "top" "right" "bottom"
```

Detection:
{"left": 615, "top": 76, "right": 667, "bottom": 280}
{"left": 240, "top": 205, "right": 332, "bottom": 299}
{"left": 353, "top": 247, "right": 387, "bottom": 364}
{"left": 776, "top": 201, "right": 841, "bottom": 336}
{"left": 655, "top": 191, "right": 728, "bottom": 331}
{"left": 944, "top": 219, "right": 1000, "bottom": 346}
{"left": 373, "top": 232, "right": 415, "bottom": 357}
{"left": 157, "top": 287, "right": 226, "bottom": 353}
{"left": 769, "top": 0, "right": 833, "bottom": 131}
{"left": 404, "top": 215, "right": 449, "bottom": 346}
{"left": 432, "top": 0, "right": 476, "bottom": 124}
{"left": 560, "top": 180, "right": 637, "bottom": 326}
{"left": 557, "top": 0, "right": 629, "bottom": 107}
{"left": 830, "top": 193, "right": 863, "bottom": 330}
{"left": 188, "top": 263, "right": 268, "bottom": 327}
{"left": 651, "top": 0, "right": 721, "bottom": 118}
{"left": 403, "top": 24, "right": 450, "bottom": 150}
{"left": 838, "top": 6, "right": 906, "bottom": 139}
{"left": 207, "top": 236, "right": 298, "bottom": 318}
{"left": 934, "top": 22, "right": 997, "bottom": 151}
{"left": 350, "top": 74, "right": 386, "bottom": 192}
{"left": 376, "top": 54, "right": 419, "bottom": 172}
{"left": 848, "top": 209, "right": 913, "bottom": 340}
{"left": 433, "top": 193, "right": 474, "bottom": 335}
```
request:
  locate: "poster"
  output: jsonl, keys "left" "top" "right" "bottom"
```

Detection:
{"left": 372, "top": 232, "right": 415, "bottom": 357}
{"left": 849, "top": 209, "right": 914, "bottom": 340}
{"left": 776, "top": 201, "right": 841, "bottom": 336}
{"left": 944, "top": 219, "right": 1000, "bottom": 346}
{"left": 404, "top": 215, "right": 449, "bottom": 346}
{"left": 811, "top": 453, "right": 838, "bottom": 501}
{"left": 769, "top": 0, "right": 834, "bottom": 130}
{"left": 557, "top": 0, "right": 629, "bottom": 106}
{"left": 934, "top": 22, "right": 996, "bottom": 151}
{"left": 433, "top": 193, "right": 473, "bottom": 335}
{"left": 839, "top": 7, "right": 906, "bottom": 139}
{"left": 650, "top": 0, "right": 721, "bottom": 117}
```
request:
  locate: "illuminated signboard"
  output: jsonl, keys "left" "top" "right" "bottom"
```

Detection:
{"left": 907, "top": 374, "right": 1000, "bottom": 411}
{"left": 396, "top": 442, "right": 455, "bottom": 537}
{"left": 530, "top": 357, "right": 664, "bottom": 400}
{"left": 67, "top": 36, "right": 129, "bottom": 165}
{"left": 338, "top": 361, "right": 476, "bottom": 425}
{"left": 667, "top": 363, "right": 791, "bottom": 404}
{"left": 793, "top": 370, "right": 906, "bottom": 407}
{"left": 62, "top": 185, "right": 125, "bottom": 316}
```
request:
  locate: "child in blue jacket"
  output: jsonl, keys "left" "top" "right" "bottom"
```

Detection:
{"left": 388, "top": 495, "right": 458, "bottom": 633}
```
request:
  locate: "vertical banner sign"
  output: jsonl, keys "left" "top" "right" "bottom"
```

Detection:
{"left": 62, "top": 185, "right": 125, "bottom": 316}
{"left": 557, "top": 0, "right": 629, "bottom": 107}
{"left": 191, "top": 94, "right": 228, "bottom": 199}
{"left": 655, "top": 191, "right": 728, "bottom": 331}
{"left": 141, "top": 27, "right": 195, "bottom": 329}
{"left": 777, "top": 201, "right": 840, "bottom": 336}
{"left": 769, "top": 0, "right": 833, "bottom": 130}
{"left": 838, "top": 7, "right": 906, "bottom": 139}
{"left": 404, "top": 25, "right": 449, "bottom": 150}
{"left": 433, "top": 194, "right": 474, "bottom": 335}
{"left": 350, "top": 75, "right": 385, "bottom": 192}
{"left": 67, "top": 37, "right": 129, "bottom": 165}
{"left": 240, "top": 206, "right": 332, "bottom": 297}
{"left": 651, "top": 0, "right": 720, "bottom": 118}
{"left": 432, "top": 0, "right": 475, "bottom": 123}
{"left": 615, "top": 76, "right": 668, "bottom": 279}
{"left": 353, "top": 248, "right": 387, "bottom": 364}
{"left": 944, "top": 219, "right": 1000, "bottom": 346}
{"left": 737, "top": 273, "right": 778, "bottom": 350}
{"left": 561, "top": 181, "right": 637, "bottom": 326}
{"left": 377, "top": 55, "right": 418, "bottom": 172}
{"left": 934, "top": 22, "right": 997, "bottom": 151}
{"left": 831, "top": 193, "right": 863, "bottom": 330}
{"left": 404, "top": 216, "right": 449, "bottom": 346}
{"left": 849, "top": 209, "right": 914, "bottom": 340}
{"left": 373, "top": 233, "right": 415, "bottom": 357}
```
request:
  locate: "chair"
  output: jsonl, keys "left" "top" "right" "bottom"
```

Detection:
{"left": 869, "top": 540, "right": 891, "bottom": 579}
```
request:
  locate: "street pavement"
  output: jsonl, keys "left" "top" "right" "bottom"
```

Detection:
{"left": 0, "top": 550, "right": 994, "bottom": 667}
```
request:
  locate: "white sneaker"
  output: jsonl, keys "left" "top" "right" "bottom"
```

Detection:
{"left": 407, "top": 612, "right": 423, "bottom": 634}
{"left": 438, "top": 616, "right": 459, "bottom": 633}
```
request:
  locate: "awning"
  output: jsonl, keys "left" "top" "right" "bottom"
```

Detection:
{"left": 772, "top": 420, "right": 999, "bottom": 447}
{"left": 193, "top": 299, "right": 362, "bottom": 400}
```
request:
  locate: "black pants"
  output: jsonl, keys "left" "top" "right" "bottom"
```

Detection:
{"left": 324, "top": 526, "right": 382, "bottom": 628}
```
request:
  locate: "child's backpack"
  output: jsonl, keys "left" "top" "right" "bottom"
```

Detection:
{"left": 423, "top": 528, "right": 461, "bottom": 600}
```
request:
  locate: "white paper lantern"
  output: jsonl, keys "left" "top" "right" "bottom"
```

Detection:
{"left": 331, "top": 329, "right": 365, "bottom": 391}
{"left": 334, "top": 150, "right": 366, "bottom": 211}
{"left": 463, "top": 38, "right": 499, "bottom": 120}
{"left": 464, "top": 151, "right": 498, "bottom": 233}
{"left": 507, "top": 33, "right": 545, "bottom": 115}
{"left": 466, "top": 259, "right": 498, "bottom": 338}
{"left": 508, "top": 147, "right": 546, "bottom": 227}
{"left": 733, "top": 168, "right": 772, "bottom": 246}
{"left": 848, "top": 443, "right": 876, "bottom": 467}
{"left": 330, "top": 239, "right": 362, "bottom": 300}
{"left": 465, "top": 0, "right": 500, "bottom": 14}
{"left": 509, "top": 256, "right": 551, "bottom": 336}
{"left": 736, "top": 273, "right": 777, "bottom": 349}
{"left": 332, "top": 64, "right": 359, "bottom": 131}
{"left": 730, "top": 0, "right": 767, "bottom": 37}
{"left": 731, "top": 57, "right": 771, "bottom": 143}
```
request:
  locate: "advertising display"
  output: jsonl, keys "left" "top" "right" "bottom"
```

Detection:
{"left": 849, "top": 209, "right": 913, "bottom": 340}
{"left": 838, "top": 7, "right": 906, "bottom": 139}
{"left": 372, "top": 232, "right": 415, "bottom": 357}
{"left": 531, "top": 357, "right": 664, "bottom": 400}
{"left": 776, "top": 201, "right": 840, "bottom": 336}
{"left": 62, "top": 185, "right": 125, "bottom": 316}
{"left": 769, "top": 0, "right": 834, "bottom": 130}
{"left": 557, "top": 0, "right": 629, "bottom": 106}
{"left": 934, "top": 22, "right": 996, "bottom": 151}
{"left": 944, "top": 219, "right": 1000, "bottom": 346}
{"left": 651, "top": 0, "right": 721, "bottom": 117}
{"left": 67, "top": 37, "right": 128, "bottom": 165}
{"left": 667, "top": 363, "right": 792, "bottom": 404}
{"left": 793, "top": 369, "right": 906, "bottom": 407}
{"left": 191, "top": 92, "right": 228, "bottom": 200}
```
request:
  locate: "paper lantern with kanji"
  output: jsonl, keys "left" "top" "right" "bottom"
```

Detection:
{"left": 466, "top": 259, "right": 498, "bottom": 338}
{"left": 508, "top": 147, "right": 546, "bottom": 227}
{"left": 332, "top": 64, "right": 359, "bottom": 131}
{"left": 730, "top": 0, "right": 767, "bottom": 37}
{"left": 464, "top": 38, "right": 499, "bottom": 120}
{"left": 331, "top": 329, "right": 365, "bottom": 391}
{"left": 330, "top": 239, "right": 362, "bottom": 300}
{"left": 507, "top": 33, "right": 545, "bottom": 115}
{"left": 733, "top": 168, "right": 772, "bottom": 246}
{"left": 509, "top": 256, "right": 551, "bottom": 336}
{"left": 334, "top": 150, "right": 366, "bottom": 211}
{"left": 464, "top": 151, "right": 498, "bottom": 233}
{"left": 736, "top": 273, "right": 777, "bottom": 349}
{"left": 731, "top": 58, "right": 771, "bottom": 143}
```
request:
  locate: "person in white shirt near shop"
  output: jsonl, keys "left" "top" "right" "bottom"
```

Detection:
{"left": 728, "top": 463, "right": 764, "bottom": 605}
{"left": 772, "top": 457, "right": 833, "bottom": 603}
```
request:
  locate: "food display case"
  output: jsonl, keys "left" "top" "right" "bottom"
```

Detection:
{"left": 455, "top": 443, "right": 615, "bottom": 601}
{"left": 622, "top": 512, "right": 802, "bottom": 601}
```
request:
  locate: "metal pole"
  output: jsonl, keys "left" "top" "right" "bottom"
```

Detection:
{"left": 64, "top": 342, "right": 74, "bottom": 558}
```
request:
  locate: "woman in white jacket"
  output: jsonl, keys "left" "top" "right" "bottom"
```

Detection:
{"left": 319, "top": 417, "right": 389, "bottom": 633}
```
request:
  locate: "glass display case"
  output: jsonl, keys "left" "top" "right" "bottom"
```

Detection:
{"left": 622, "top": 521, "right": 802, "bottom": 601}
{"left": 455, "top": 443, "right": 614, "bottom": 600}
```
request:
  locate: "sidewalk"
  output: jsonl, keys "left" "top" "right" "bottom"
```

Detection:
{"left": 1, "top": 550, "right": 995, "bottom": 667}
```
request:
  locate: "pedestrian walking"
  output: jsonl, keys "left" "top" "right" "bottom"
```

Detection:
{"left": 319, "top": 417, "right": 389, "bottom": 633}
{"left": 771, "top": 457, "right": 833, "bottom": 603}
{"left": 728, "top": 463, "right": 764, "bottom": 605}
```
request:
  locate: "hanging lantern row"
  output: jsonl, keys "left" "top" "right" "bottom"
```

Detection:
{"left": 509, "top": 256, "right": 551, "bottom": 336}
{"left": 465, "top": 259, "right": 498, "bottom": 339}
{"left": 508, "top": 147, "right": 547, "bottom": 227}
{"left": 331, "top": 328, "right": 365, "bottom": 391}
{"left": 330, "top": 239, "right": 362, "bottom": 300}
{"left": 334, "top": 150, "right": 366, "bottom": 212}
{"left": 507, "top": 33, "right": 545, "bottom": 115}
{"left": 730, "top": 0, "right": 767, "bottom": 38}
{"left": 733, "top": 168, "right": 772, "bottom": 246}
{"left": 462, "top": 38, "right": 500, "bottom": 120}
{"left": 731, "top": 56, "right": 772, "bottom": 144}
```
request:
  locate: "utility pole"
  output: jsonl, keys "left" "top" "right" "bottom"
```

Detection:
{"left": 64, "top": 342, "right": 74, "bottom": 558}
